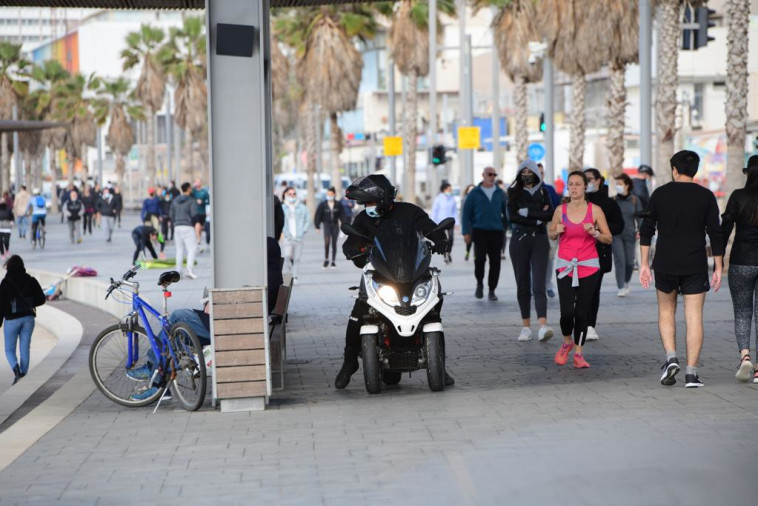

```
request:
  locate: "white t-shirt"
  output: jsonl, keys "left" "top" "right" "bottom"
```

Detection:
{"left": 287, "top": 205, "right": 297, "bottom": 238}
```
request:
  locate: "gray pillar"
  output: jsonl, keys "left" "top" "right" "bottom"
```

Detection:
{"left": 166, "top": 93, "right": 173, "bottom": 184}
{"left": 97, "top": 127, "right": 103, "bottom": 186}
{"left": 458, "top": 0, "right": 468, "bottom": 190}
{"left": 428, "top": 0, "right": 437, "bottom": 168}
{"left": 639, "top": 0, "right": 652, "bottom": 167}
{"left": 206, "top": 0, "right": 270, "bottom": 289}
{"left": 491, "top": 34, "right": 500, "bottom": 170}
{"left": 12, "top": 106, "right": 20, "bottom": 189}
{"left": 543, "top": 57, "right": 555, "bottom": 183}
{"left": 464, "top": 34, "right": 474, "bottom": 185}
{"left": 388, "top": 61, "right": 397, "bottom": 186}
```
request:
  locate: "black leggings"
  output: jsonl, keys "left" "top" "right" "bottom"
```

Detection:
{"left": 509, "top": 231, "right": 549, "bottom": 319}
{"left": 323, "top": 223, "right": 339, "bottom": 262}
{"left": 83, "top": 212, "right": 94, "bottom": 234}
{"left": 587, "top": 272, "right": 606, "bottom": 328}
{"left": 557, "top": 271, "right": 601, "bottom": 346}
{"left": 0, "top": 232, "right": 9, "bottom": 254}
{"left": 472, "top": 229, "right": 504, "bottom": 290}
{"left": 132, "top": 232, "right": 157, "bottom": 264}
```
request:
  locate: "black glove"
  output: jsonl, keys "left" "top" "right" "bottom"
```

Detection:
{"left": 432, "top": 239, "right": 450, "bottom": 255}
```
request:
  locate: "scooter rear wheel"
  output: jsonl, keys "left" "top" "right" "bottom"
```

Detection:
{"left": 361, "top": 334, "right": 382, "bottom": 394}
{"left": 425, "top": 332, "right": 445, "bottom": 392}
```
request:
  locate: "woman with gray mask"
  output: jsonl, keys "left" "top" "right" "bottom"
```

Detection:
{"left": 507, "top": 160, "right": 555, "bottom": 342}
{"left": 613, "top": 174, "right": 643, "bottom": 297}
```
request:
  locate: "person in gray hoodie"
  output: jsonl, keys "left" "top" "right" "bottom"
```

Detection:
{"left": 169, "top": 182, "right": 198, "bottom": 279}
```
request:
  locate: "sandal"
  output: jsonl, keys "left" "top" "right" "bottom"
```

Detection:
{"left": 736, "top": 354, "right": 753, "bottom": 383}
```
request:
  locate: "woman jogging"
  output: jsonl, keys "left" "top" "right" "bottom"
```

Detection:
{"left": 721, "top": 156, "right": 758, "bottom": 383}
{"left": 549, "top": 171, "right": 612, "bottom": 368}
{"left": 431, "top": 182, "right": 457, "bottom": 264}
{"left": 613, "top": 173, "right": 643, "bottom": 297}
{"left": 507, "top": 160, "right": 555, "bottom": 342}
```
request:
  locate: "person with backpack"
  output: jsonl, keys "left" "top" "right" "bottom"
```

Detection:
{"left": 613, "top": 174, "right": 643, "bottom": 297}
{"left": 0, "top": 200, "right": 13, "bottom": 260}
{"left": 64, "top": 189, "right": 83, "bottom": 244}
{"left": 28, "top": 189, "right": 47, "bottom": 248}
{"left": 0, "top": 255, "right": 45, "bottom": 385}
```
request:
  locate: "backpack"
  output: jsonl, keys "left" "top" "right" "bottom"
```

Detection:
{"left": 35, "top": 196, "right": 45, "bottom": 208}
{"left": 7, "top": 277, "right": 35, "bottom": 317}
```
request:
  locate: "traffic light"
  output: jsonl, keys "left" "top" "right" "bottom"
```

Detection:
{"left": 539, "top": 113, "right": 546, "bottom": 132}
{"left": 682, "top": 6, "right": 693, "bottom": 50}
{"left": 694, "top": 7, "right": 716, "bottom": 49}
{"left": 432, "top": 145, "right": 446, "bottom": 165}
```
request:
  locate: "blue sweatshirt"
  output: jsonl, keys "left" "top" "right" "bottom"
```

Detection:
{"left": 461, "top": 184, "right": 508, "bottom": 236}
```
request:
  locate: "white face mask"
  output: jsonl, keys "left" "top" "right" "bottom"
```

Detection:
{"left": 365, "top": 206, "right": 380, "bottom": 218}
{"left": 286, "top": 196, "right": 297, "bottom": 204}
{"left": 444, "top": 191, "right": 452, "bottom": 196}
{"left": 615, "top": 184, "right": 626, "bottom": 195}
{"left": 586, "top": 182, "right": 597, "bottom": 193}
{"left": 326, "top": 195, "right": 335, "bottom": 201}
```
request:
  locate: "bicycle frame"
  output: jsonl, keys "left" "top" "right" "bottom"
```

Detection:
{"left": 125, "top": 292, "right": 181, "bottom": 377}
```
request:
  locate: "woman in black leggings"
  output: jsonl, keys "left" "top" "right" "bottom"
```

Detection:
{"left": 507, "top": 160, "right": 555, "bottom": 342}
{"left": 722, "top": 156, "right": 758, "bottom": 383}
{"left": 314, "top": 187, "right": 346, "bottom": 268}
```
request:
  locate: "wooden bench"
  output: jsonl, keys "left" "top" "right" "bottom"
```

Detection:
{"left": 269, "top": 274, "right": 294, "bottom": 391}
{"left": 210, "top": 287, "right": 269, "bottom": 411}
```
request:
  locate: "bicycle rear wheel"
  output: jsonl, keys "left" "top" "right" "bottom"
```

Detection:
{"left": 89, "top": 324, "right": 165, "bottom": 407}
{"left": 169, "top": 323, "right": 207, "bottom": 411}
{"left": 39, "top": 227, "right": 45, "bottom": 249}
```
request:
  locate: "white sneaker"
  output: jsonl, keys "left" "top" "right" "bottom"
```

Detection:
{"left": 538, "top": 325, "right": 554, "bottom": 342}
{"left": 617, "top": 288, "right": 627, "bottom": 298}
{"left": 585, "top": 326, "right": 599, "bottom": 341}
{"left": 184, "top": 271, "right": 197, "bottom": 280}
{"left": 517, "top": 327, "right": 532, "bottom": 342}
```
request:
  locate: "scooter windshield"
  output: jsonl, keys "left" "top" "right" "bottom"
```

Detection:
{"left": 370, "top": 220, "right": 431, "bottom": 284}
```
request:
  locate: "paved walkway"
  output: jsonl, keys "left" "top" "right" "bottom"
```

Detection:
{"left": 0, "top": 216, "right": 756, "bottom": 505}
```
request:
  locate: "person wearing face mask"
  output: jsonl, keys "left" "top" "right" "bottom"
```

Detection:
{"left": 431, "top": 182, "right": 458, "bottom": 264}
{"left": 281, "top": 187, "right": 310, "bottom": 284}
{"left": 613, "top": 174, "right": 643, "bottom": 297}
{"left": 314, "top": 187, "right": 347, "bottom": 269}
{"left": 582, "top": 168, "right": 624, "bottom": 341}
{"left": 336, "top": 174, "right": 454, "bottom": 389}
{"left": 507, "top": 160, "right": 555, "bottom": 342}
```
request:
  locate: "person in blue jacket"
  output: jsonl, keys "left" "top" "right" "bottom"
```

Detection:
{"left": 461, "top": 166, "right": 508, "bottom": 301}
{"left": 281, "top": 187, "right": 310, "bottom": 284}
{"left": 141, "top": 188, "right": 162, "bottom": 230}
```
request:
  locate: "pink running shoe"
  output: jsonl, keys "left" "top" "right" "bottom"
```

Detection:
{"left": 573, "top": 353, "right": 590, "bottom": 369}
{"left": 554, "top": 342, "right": 575, "bottom": 366}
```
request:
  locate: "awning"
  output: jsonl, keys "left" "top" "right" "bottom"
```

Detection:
{"left": 0, "top": 120, "right": 68, "bottom": 133}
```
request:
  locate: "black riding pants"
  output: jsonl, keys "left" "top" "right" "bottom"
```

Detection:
{"left": 557, "top": 271, "right": 601, "bottom": 347}
{"left": 509, "top": 230, "right": 549, "bottom": 319}
{"left": 472, "top": 228, "right": 504, "bottom": 290}
{"left": 323, "top": 223, "right": 340, "bottom": 262}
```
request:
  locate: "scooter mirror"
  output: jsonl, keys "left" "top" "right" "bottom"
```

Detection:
{"left": 341, "top": 223, "right": 370, "bottom": 242}
{"left": 427, "top": 217, "right": 455, "bottom": 237}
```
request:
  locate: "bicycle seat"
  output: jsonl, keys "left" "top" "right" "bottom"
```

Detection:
{"left": 158, "top": 271, "right": 181, "bottom": 288}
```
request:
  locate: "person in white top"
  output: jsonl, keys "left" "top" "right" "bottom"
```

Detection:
{"left": 281, "top": 187, "right": 310, "bottom": 284}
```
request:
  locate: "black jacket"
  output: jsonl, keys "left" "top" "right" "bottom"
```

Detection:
{"left": 66, "top": 199, "right": 83, "bottom": 221}
{"left": 586, "top": 186, "right": 625, "bottom": 273}
{"left": 81, "top": 193, "right": 96, "bottom": 213}
{"left": 632, "top": 178, "right": 651, "bottom": 210}
{"left": 0, "top": 269, "right": 45, "bottom": 322}
{"left": 506, "top": 185, "right": 554, "bottom": 234}
{"left": 132, "top": 225, "right": 158, "bottom": 243}
{"left": 721, "top": 188, "right": 758, "bottom": 266}
{"left": 273, "top": 195, "right": 285, "bottom": 240}
{"left": 314, "top": 200, "right": 346, "bottom": 229}
{"left": 96, "top": 196, "right": 118, "bottom": 217}
{"left": 159, "top": 197, "right": 172, "bottom": 219}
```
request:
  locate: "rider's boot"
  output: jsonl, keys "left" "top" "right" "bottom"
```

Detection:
{"left": 445, "top": 371, "right": 455, "bottom": 386}
{"left": 335, "top": 346, "right": 360, "bottom": 389}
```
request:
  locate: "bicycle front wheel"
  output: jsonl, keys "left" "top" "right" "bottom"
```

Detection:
{"left": 169, "top": 323, "right": 207, "bottom": 411}
{"left": 39, "top": 227, "right": 45, "bottom": 249}
{"left": 89, "top": 324, "right": 165, "bottom": 407}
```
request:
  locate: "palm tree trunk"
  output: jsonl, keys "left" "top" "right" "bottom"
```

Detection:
{"left": 67, "top": 152, "right": 76, "bottom": 184}
{"left": 329, "top": 112, "right": 343, "bottom": 197}
{"left": 115, "top": 153, "right": 126, "bottom": 190}
{"left": 1, "top": 133, "right": 9, "bottom": 194}
{"left": 569, "top": 73, "right": 586, "bottom": 172}
{"left": 197, "top": 132, "right": 209, "bottom": 183}
{"left": 655, "top": 0, "right": 680, "bottom": 185}
{"left": 305, "top": 102, "right": 317, "bottom": 217}
{"left": 146, "top": 107, "right": 156, "bottom": 189}
{"left": 81, "top": 142, "right": 89, "bottom": 179}
{"left": 514, "top": 74, "right": 528, "bottom": 162}
{"left": 405, "top": 70, "right": 418, "bottom": 205}
{"left": 725, "top": 0, "right": 750, "bottom": 195}
{"left": 33, "top": 155, "right": 42, "bottom": 191}
{"left": 606, "top": 62, "right": 627, "bottom": 177}
{"left": 49, "top": 147, "right": 59, "bottom": 214}
{"left": 182, "top": 128, "right": 193, "bottom": 184}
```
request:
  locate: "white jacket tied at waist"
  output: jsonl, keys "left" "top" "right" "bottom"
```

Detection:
{"left": 555, "top": 257, "right": 601, "bottom": 287}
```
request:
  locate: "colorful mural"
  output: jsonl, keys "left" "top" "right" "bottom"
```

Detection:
{"left": 31, "top": 32, "right": 79, "bottom": 74}
{"left": 685, "top": 131, "right": 727, "bottom": 197}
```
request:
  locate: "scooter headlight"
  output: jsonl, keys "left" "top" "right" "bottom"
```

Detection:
{"left": 411, "top": 280, "right": 433, "bottom": 306}
{"left": 377, "top": 284, "right": 400, "bottom": 306}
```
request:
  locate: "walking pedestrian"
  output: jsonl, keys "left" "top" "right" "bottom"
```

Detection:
{"left": 613, "top": 174, "right": 643, "bottom": 297}
{"left": 131, "top": 225, "right": 162, "bottom": 265}
{"left": 721, "top": 155, "right": 758, "bottom": 383}
{"left": 59, "top": 184, "right": 72, "bottom": 223}
{"left": 461, "top": 184, "right": 475, "bottom": 261}
{"left": 96, "top": 188, "right": 118, "bottom": 242}
{"left": 583, "top": 168, "right": 625, "bottom": 341}
{"left": 12, "top": 185, "right": 29, "bottom": 239}
{"left": 632, "top": 164, "right": 654, "bottom": 210}
{"left": 461, "top": 167, "right": 508, "bottom": 301}
{"left": 112, "top": 186, "right": 123, "bottom": 228}
{"left": 281, "top": 187, "right": 310, "bottom": 283}
{"left": 539, "top": 163, "right": 562, "bottom": 298}
{"left": 640, "top": 150, "right": 724, "bottom": 388}
{"left": 314, "top": 187, "right": 346, "bottom": 268}
{"left": 81, "top": 186, "right": 96, "bottom": 235}
{"left": 431, "top": 182, "right": 457, "bottom": 264}
{"left": 28, "top": 189, "right": 46, "bottom": 248}
{"left": 0, "top": 255, "right": 45, "bottom": 385}
{"left": 0, "top": 201, "right": 13, "bottom": 260}
{"left": 141, "top": 187, "right": 162, "bottom": 230}
{"left": 159, "top": 187, "right": 173, "bottom": 252}
{"left": 64, "top": 189, "right": 83, "bottom": 244}
{"left": 191, "top": 179, "right": 210, "bottom": 248}
{"left": 170, "top": 182, "right": 198, "bottom": 279}
{"left": 497, "top": 179, "right": 508, "bottom": 260}
{"left": 168, "top": 180, "right": 180, "bottom": 200}
{"left": 549, "top": 171, "right": 613, "bottom": 369}
{"left": 507, "top": 160, "right": 555, "bottom": 342}
{"left": 340, "top": 194, "right": 355, "bottom": 225}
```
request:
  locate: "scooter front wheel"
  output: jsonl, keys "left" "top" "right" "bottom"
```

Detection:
{"left": 425, "top": 332, "right": 445, "bottom": 392}
{"left": 361, "top": 334, "right": 382, "bottom": 394}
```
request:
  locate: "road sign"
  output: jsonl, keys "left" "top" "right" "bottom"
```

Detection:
{"left": 458, "top": 127, "right": 481, "bottom": 150}
{"left": 528, "top": 143, "right": 545, "bottom": 162}
{"left": 384, "top": 136, "right": 403, "bottom": 156}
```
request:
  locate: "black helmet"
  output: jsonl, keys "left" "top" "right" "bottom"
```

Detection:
{"left": 345, "top": 174, "right": 396, "bottom": 215}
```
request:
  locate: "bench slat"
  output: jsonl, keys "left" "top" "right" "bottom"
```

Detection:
{"left": 214, "top": 334, "right": 265, "bottom": 351}
{"left": 212, "top": 290, "right": 263, "bottom": 304}
{"left": 217, "top": 381, "right": 267, "bottom": 399}
{"left": 216, "top": 365, "right": 267, "bottom": 383}
{"left": 215, "top": 349, "right": 266, "bottom": 367}
{"left": 213, "top": 302, "right": 264, "bottom": 319}
{"left": 214, "top": 318, "right": 264, "bottom": 335}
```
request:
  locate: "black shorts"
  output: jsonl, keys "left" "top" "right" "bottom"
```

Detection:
{"left": 191, "top": 215, "right": 206, "bottom": 226}
{"left": 655, "top": 271, "right": 710, "bottom": 295}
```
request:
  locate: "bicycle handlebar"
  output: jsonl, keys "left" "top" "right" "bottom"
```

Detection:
{"left": 105, "top": 265, "right": 141, "bottom": 300}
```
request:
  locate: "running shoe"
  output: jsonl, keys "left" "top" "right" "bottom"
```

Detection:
{"left": 331, "top": 262, "right": 336, "bottom": 269}
{"left": 129, "top": 386, "right": 159, "bottom": 401}
{"left": 617, "top": 288, "right": 627, "bottom": 298}
{"left": 685, "top": 374, "right": 704, "bottom": 388}
{"left": 585, "top": 326, "right": 599, "bottom": 341}
{"left": 184, "top": 271, "right": 197, "bottom": 280}
{"left": 517, "top": 327, "right": 532, "bottom": 342}
{"left": 573, "top": 353, "right": 590, "bottom": 369}
{"left": 538, "top": 325, "right": 554, "bottom": 342}
{"left": 554, "top": 342, "right": 575, "bottom": 366}
{"left": 660, "top": 357, "right": 680, "bottom": 386}
{"left": 546, "top": 289, "right": 555, "bottom": 298}
{"left": 126, "top": 364, "right": 153, "bottom": 381}
{"left": 323, "top": 260, "right": 329, "bottom": 269}
{"left": 736, "top": 355, "right": 753, "bottom": 383}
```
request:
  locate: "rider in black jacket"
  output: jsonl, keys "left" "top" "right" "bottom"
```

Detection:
{"left": 336, "top": 175, "right": 454, "bottom": 389}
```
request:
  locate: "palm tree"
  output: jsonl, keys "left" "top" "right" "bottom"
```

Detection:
{"left": 0, "top": 42, "right": 29, "bottom": 193}
{"left": 54, "top": 73, "right": 101, "bottom": 184}
{"left": 121, "top": 24, "right": 166, "bottom": 189}
{"left": 378, "top": 0, "right": 455, "bottom": 205}
{"left": 540, "top": 0, "right": 610, "bottom": 172}
{"left": 18, "top": 87, "right": 46, "bottom": 190}
{"left": 94, "top": 78, "right": 144, "bottom": 190}
{"left": 725, "top": 0, "right": 750, "bottom": 194}
{"left": 158, "top": 16, "right": 207, "bottom": 185}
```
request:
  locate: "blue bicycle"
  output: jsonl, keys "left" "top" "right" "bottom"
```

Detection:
{"left": 88, "top": 265, "right": 207, "bottom": 411}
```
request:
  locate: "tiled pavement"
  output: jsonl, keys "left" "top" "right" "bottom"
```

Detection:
{"left": 0, "top": 217, "right": 756, "bottom": 505}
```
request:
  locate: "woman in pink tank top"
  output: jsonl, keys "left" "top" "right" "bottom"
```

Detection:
{"left": 548, "top": 171, "right": 612, "bottom": 368}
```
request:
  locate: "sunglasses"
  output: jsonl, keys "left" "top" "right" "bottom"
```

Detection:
{"left": 484, "top": 173, "right": 497, "bottom": 177}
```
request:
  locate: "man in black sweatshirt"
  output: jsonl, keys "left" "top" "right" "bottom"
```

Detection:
{"left": 639, "top": 150, "right": 724, "bottom": 389}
